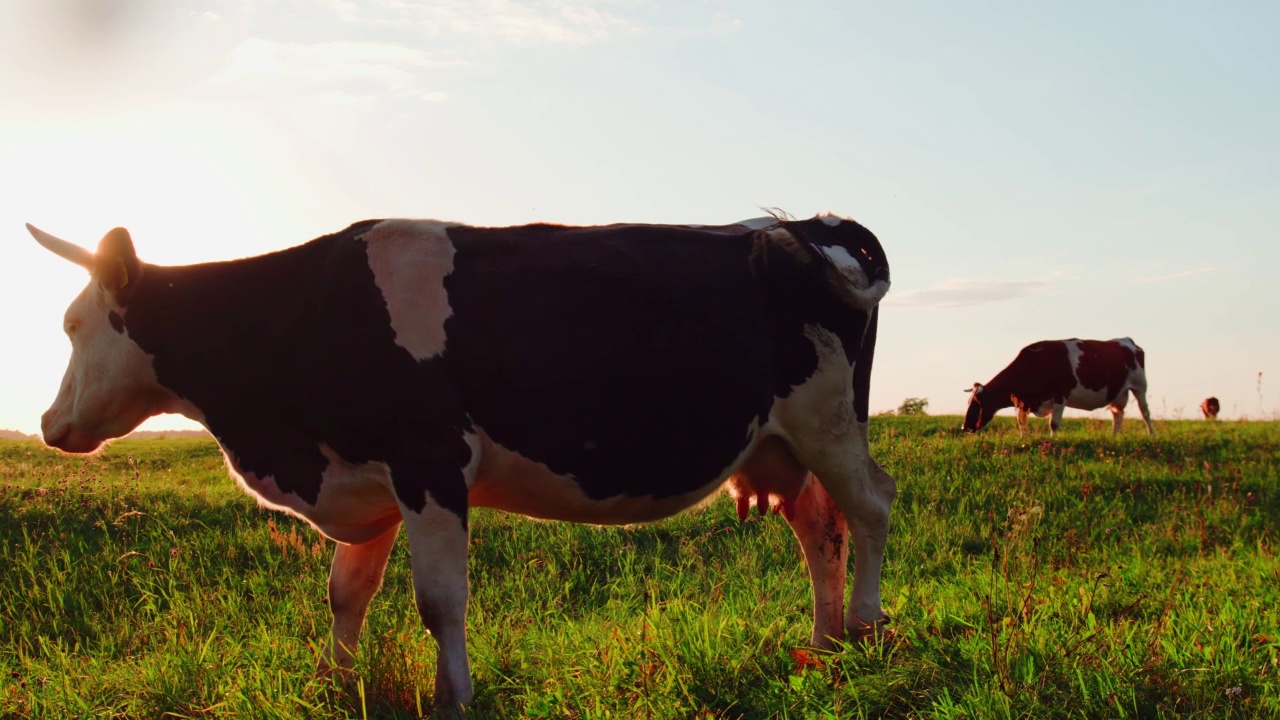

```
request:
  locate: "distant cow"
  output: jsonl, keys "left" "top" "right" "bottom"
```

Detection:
{"left": 963, "top": 338, "right": 1154, "bottom": 436}
{"left": 28, "top": 213, "right": 893, "bottom": 711}
{"left": 1201, "top": 397, "right": 1220, "bottom": 420}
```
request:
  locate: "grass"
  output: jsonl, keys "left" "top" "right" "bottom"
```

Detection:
{"left": 0, "top": 415, "right": 1277, "bottom": 719}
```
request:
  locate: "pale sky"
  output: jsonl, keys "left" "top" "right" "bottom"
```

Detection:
{"left": 2, "top": 0, "right": 1277, "bottom": 434}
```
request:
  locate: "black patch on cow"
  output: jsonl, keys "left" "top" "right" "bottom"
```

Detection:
{"left": 993, "top": 341, "right": 1075, "bottom": 421}
{"left": 1076, "top": 340, "right": 1137, "bottom": 403}
{"left": 108, "top": 311, "right": 125, "bottom": 334}
{"left": 441, "top": 218, "right": 888, "bottom": 501}
{"left": 441, "top": 223, "right": 774, "bottom": 501}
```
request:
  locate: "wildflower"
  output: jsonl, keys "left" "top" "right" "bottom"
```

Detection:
{"left": 170, "top": 548, "right": 179, "bottom": 557}
{"left": 147, "top": 560, "right": 155, "bottom": 568}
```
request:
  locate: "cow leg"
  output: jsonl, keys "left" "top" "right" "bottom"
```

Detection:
{"left": 1108, "top": 392, "right": 1129, "bottom": 435}
{"left": 782, "top": 475, "right": 849, "bottom": 648}
{"left": 1109, "top": 405, "right": 1125, "bottom": 434}
{"left": 1015, "top": 407, "right": 1029, "bottom": 435}
{"left": 1134, "top": 389, "right": 1155, "bottom": 435}
{"left": 400, "top": 498, "right": 473, "bottom": 710}
{"left": 797, "top": 431, "right": 895, "bottom": 639}
{"left": 321, "top": 522, "right": 402, "bottom": 674}
{"left": 392, "top": 432, "right": 481, "bottom": 711}
{"left": 1049, "top": 404, "right": 1065, "bottom": 436}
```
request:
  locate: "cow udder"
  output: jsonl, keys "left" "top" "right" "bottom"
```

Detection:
{"left": 726, "top": 435, "right": 810, "bottom": 521}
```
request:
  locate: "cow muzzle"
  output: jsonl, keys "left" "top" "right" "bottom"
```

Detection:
{"left": 41, "top": 412, "right": 100, "bottom": 454}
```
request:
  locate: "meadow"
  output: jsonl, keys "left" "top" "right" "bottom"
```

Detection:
{"left": 1, "top": 415, "right": 1277, "bottom": 719}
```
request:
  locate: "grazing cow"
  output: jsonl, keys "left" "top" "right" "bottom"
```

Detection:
{"left": 28, "top": 212, "right": 893, "bottom": 710}
{"left": 962, "top": 338, "right": 1154, "bottom": 436}
{"left": 1201, "top": 397, "right": 1220, "bottom": 420}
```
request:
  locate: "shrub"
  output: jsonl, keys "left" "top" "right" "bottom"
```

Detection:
{"left": 897, "top": 397, "right": 929, "bottom": 416}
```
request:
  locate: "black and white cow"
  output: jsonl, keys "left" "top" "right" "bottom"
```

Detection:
{"left": 28, "top": 213, "right": 893, "bottom": 710}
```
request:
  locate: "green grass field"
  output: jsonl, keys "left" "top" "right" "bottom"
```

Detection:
{"left": 1, "top": 416, "right": 1277, "bottom": 719}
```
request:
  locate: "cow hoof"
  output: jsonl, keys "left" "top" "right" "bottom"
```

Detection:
{"left": 431, "top": 697, "right": 469, "bottom": 719}
{"left": 430, "top": 704, "right": 468, "bottom": 719}
{"left": 847, "top": 614, "right": 893, "bottom": 643}
{"left": 313, "top": 659, "right": 356, "bottom": 683}
{"left": 807, "top": 631, "right": 844, "bottom": 652}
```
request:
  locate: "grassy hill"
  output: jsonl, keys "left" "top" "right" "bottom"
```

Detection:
{"left": 0, "top": 416, "right": 1276, "bottom": 718}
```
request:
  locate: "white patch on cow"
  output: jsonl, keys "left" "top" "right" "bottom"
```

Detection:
{"left": 222, "top": 443, "right": 401, "bottom": 544}
{"left": 815, "top": 244, "right": 890, "bottom": 310}
{"left": 817, "top": 213, "right": 843, "bottom": 227}
{"left": 362, "top": 219, "right": 459, "bottom": 361}
{"left": 1062, "top": 340, "right": 1112, "bottom": 410}
{"left": 468, "top": 425, "right": 755, "bottom": 525}
{"left": 42, "top": 283, "right": 187, "bottom": 451}
{"left": 1113, "top": 336, "right": 1141, "bottom": 361}
{"left": 770, "top": 325, "right": 857, "bottom": 442}
{"left": 818, "top": 245, "right": 870, "bottom": 284}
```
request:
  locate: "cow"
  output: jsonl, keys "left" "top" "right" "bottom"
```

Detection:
{"left": 27, "top": 212, "right": 893, "bottom": 711}
{"left": 1201, "top": 396, "right": 1220, "bottom": 420}
{"left": 962, "top": 337, "right": 1154, "bottom": 436}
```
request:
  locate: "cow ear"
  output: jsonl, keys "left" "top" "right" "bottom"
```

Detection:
{"left": 94, "top": 227, "right": 142, "bottom": 305}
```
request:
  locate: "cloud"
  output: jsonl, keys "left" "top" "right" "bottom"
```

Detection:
{"left": 1134, "top": 267, "right": 1215, "bottom": 285}
{"left": 888, "top": 277, "right": 1051, "bottom": 309}
{"left": 327, "top": 0, "right": 638, "bottom": 46}
{"left": 709, "top": 13, "right": 744, "bottom": 36}
{"left": 211, "top": 39, "right": 459, "bottom": 102}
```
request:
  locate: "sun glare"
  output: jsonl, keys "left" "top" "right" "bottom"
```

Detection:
{"left": 1, "top": 121, "right": 287, "bottom": 435}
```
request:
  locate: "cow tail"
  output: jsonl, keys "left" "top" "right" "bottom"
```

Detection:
{"left": 851, "top": 305, "right": 879, "bottom": 422}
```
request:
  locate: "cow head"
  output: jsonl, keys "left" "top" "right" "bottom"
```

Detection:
{"left": 1200, "top": 396, "right": 1220, "bottom": 420}
{"left": 961, "top": 382, "right": 995, "bottom": 432}
{"left": 28, "top": 224, "right": 174, "bottom": 452}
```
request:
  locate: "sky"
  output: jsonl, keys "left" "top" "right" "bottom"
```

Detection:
{"left": 1, "top": 0, "right": 1277, "bottom": 435}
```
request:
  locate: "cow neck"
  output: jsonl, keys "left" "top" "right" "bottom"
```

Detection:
{"left": 979, "top": 371, "right": 1019, "bottom": 412}
{"left": 124, "top": 244, "right": 327, "bottom": 430}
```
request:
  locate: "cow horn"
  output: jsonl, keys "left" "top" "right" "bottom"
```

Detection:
{"left": 963, "top": 388, "right": 973, "bottom": 393}
{"left": 27, "top": 224, "right": 94, "bottom": 270}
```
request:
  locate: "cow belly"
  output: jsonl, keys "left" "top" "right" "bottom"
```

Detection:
{"left": 226, "top": 444, "right": 402, "bottom": 544}
{"left": 1065, "top": 385, "right": 1118, "bottom": 412}
{"left": 468, "top": 430, "right": 741, "bottom": 525}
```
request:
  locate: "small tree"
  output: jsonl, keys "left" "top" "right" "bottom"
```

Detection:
{"left": 897, "top": 397, "right": 929, "bottom": 416}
